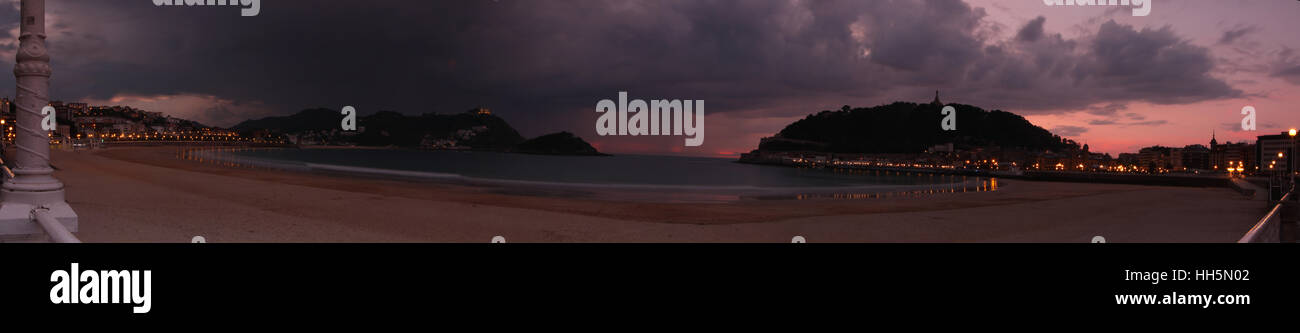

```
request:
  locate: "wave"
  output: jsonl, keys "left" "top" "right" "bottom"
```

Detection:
{"left": 304, "top": 163, "right": 465, "bottom": 180}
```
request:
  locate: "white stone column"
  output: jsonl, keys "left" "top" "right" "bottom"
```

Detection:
{"left": 0, "top": 0, "right": 77, "bottom": 238}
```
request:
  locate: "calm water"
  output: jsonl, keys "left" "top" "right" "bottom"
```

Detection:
{"left": 198, "top": 148, "right": 990, "bottom": 201}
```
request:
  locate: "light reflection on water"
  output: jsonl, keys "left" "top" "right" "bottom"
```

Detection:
{"left": 178, "top": 146, "right": 301, "bottom": 172}
{"left": 780, "top": 168, "right": 999, "bottom": 200}
{"left": 782, "top": 177, "right": 997, "bottom": 200}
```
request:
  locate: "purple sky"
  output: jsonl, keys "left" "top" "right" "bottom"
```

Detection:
{"left": 0, "top": 0, "right": 1296, "bottom": 156}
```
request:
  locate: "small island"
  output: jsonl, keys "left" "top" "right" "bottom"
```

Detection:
{"left": 513, "top": 131, "right": 608, "bottom": 156}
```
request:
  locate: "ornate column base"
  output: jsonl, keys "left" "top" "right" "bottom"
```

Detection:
{"left": 0, "top": 188, "right": 77, "bottom": 237}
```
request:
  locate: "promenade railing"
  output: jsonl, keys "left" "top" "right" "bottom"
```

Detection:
{"left": 1239, "top": 189, "right": 1293, "bottom": 243}
{"left": 32, "top": 207, "right": 79, "bottom": 243}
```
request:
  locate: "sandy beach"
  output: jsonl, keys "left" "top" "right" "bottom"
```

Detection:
{"left": 54, "top": 146, "right": 1267, "bottom": 243}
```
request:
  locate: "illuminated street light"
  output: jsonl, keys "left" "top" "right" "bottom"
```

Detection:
{"left": 1292, "top": 128, "right": 1298, "bottom": 189}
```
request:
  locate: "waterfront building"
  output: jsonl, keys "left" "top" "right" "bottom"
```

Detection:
{"left": 1257, "top": 132, "right": 1296, "bottom": 174}
{"left": 1172, "top": 144, "right": 1209, "bottom": 171}
{"left": 1138, "top": 146, "right": 1171, "bottom": 172}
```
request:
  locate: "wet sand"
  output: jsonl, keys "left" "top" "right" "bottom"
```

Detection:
{"left": 55, "top": 146, "right": 1267, "bottom": 242}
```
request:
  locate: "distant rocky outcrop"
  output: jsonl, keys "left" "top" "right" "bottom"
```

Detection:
{"left": 513, "top": 131, "right": 606, "bottom": 156}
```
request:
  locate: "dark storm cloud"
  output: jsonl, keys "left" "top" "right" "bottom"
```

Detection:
{"left": 1015, "top": 16, "right": 1045, "bottom": 42}
{"left": 0, "top": 0, "right": 1244, "bottom": 134}
{"left": 1269, "top": 47, "right": 1300, "bottom": 85}
{"left": 1078, "top": 22, "right": 1240, "bottom": 104}
{"left": 1089, "top": 118, "right": 1167, "bottom": 127}
{"left": 1218, "top": 25, "right": 1257, "bottom": 45}
{"left": 1221, "top": 121, "right": 1279, "bottom": 133}
{"left": 1274, "top": 65, "right": 1300, "bottom": 85}
{"left": 1129, "top": 120, "right": 1168, "bottom": 127}
{"left": 962, "top": 20, "right": 1240, "bottom": 112}
{"left": 1084, "top": 102, "right": 1126, "bottom": 116}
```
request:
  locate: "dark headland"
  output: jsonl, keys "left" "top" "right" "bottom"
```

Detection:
{"left": 232, "top": 107, "right": 606, "bottom": 156}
